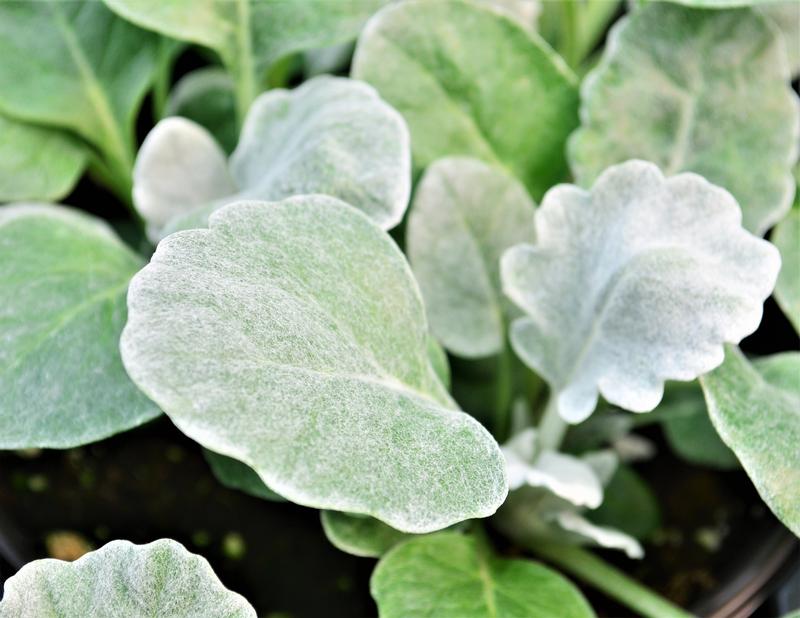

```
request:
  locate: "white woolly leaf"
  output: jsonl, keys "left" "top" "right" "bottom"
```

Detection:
{"left": 700, "top": 346, "right": 800, "bottom": 536}
{"left": 0, "top": 539, "right": 255, "bottom": 617}
{"left": 135, "top": 76, "right": 410, "bottom": 238}
{"left": 0, "top": 204, "right": 159, "bottom": 449}
{"left": 407, "top": 157, "right": 536, "bottom": 358}
{"left": 554, "top": 511, "right": 644, "bottom": 560}
{"left": 501, "top": 429, "right": 604, "bottom": 508}
{"left": 121, "top": 196, "right": 507, "bottom": 533}
{"left": 569, "top": 2, "right": 800, "bottom": 234}
{"left": 501, "top": 160, "right": 780, "bottom": 424}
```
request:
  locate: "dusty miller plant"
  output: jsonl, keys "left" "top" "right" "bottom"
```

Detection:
{"left": 0, "top": 0, "right": 798, "bottom": 616}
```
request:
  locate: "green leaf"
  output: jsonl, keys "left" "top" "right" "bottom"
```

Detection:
{"left": 657, "top": 0, "right": 791, "bottom": 7}
{"left": 0, "top": 539, "right": 255, "bottom": 616}
{"left": 352, "top": 0, "right": 579, "bottom": 201}
{"left": 121, "top": 196, "right": 507, "bottom": 533}
{"left": 166, "top": 68, "right": 238, "bottom": 154}
{"left": 658, "top": 383, "right": 739, "bottom": 469}
{"left": 587, "top": 465, "right": 661, "bottom": 541}
{"left": 135, "top": 76, "right": 411, "bottom": 238}
{"left": 501, "top": 160, "right": 780, "bottom": 424}
{"left": 203, "top": 450, "right": 284, "bottom": 502}
{"left": 0, "top": 204, "right": 159, "bottom": 449}
{"left": 321, "top": 511, "right": 413, "bottom": 558}
{"left": 407, "top": 157, "right": 536, "bottom": 358}
{"left": 371, "top": 531, "right": 595, "bottom": 618}
{"left": 0, "top": 1, "right": 160, "bottom": 195}
{"left": 772, "top": 207, "right": 800, "bottom": 333}
{"left": 700, "top": 346, "right": 800, "bottom": 536}
{"left": 569, "top": 2, "right": 800, "bottom": 235}
{"left": 0, "top": 114, "right": 87, "bottom": 202}
{"left": 103, "top": 0, "right": 384, "bottom": 115}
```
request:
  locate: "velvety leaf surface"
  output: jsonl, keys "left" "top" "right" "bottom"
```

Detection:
{"left": 352, "top": 0, "right": 579, "bottom": 200}
{"left": 0, "top": 115, "right": 87, "bottom": 202}
{"left": 700, "top": 346, "right": 800, "bottom": 536}
{"left": 569, "top": 2, "right": 800, "bottom": 234}
{"left": 772, "top": 207, "right": 800, "bottom": 333}
{"left": 136, "top": 76, "right": 411, "bottom": 238}
{"left": 121, "top": 197, "right": 507, "bottom": 533}
{"left": 0, "top": 539, "right": 255, "bottom": 617}
{"left": 0, "top": 1, "right": 158, "bottom": 174}
{"left": 501, "top": 160, "right": 780, "bottom": 423}
{"left": 321, "top": 511, "right": 412, "bottom": 558}
{"left": 0, "top": 204, "right": 159, "bottom": 449}
{"left": 166, "top": 68, "right": 239, "bottom": 154}
{"left": 103, "top": 0, "right": 383, "bottom": 108}
{"left": 371, "top": 532, "right": 595, "bottom": 618}
{"left": 203, "top": 450, "right": 284, "bottom": 502}
{"left": 407, "top": 157, "right": 536, "bottom": 358}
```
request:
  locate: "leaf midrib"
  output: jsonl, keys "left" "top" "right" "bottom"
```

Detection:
{"left": 48, "top": 2, "right": 132, "bottom": 168}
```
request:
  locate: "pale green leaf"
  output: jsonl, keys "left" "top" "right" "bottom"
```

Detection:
{"left": 700, "top": 346, "right": 800, "bottom": 536}
{"left": 371, "top": 531, "right": 595, "bottom": 618}
{"left": 0, "top": 1, "right": 159, "bottom": 177}
{"left": 658, "top": 383, "right": 739, "bottom": 469}
{"left": 0, "top": 204, "right": 159, "bottom": 449}
{"left": 352, "top": 0, "right": 579, "bottom": 200}
{"left": 501, "top": 160, "right": 780, "bottom": 424}
{"left": 659, "top": 0, "right": 792, "bottom": 7}
{"left": 569, "top": 2, "right": 800, "bottom": 234}
{"left": 203, "top": 450, "right": 284, "bottom": 502}
{"left": 407, "top": 157, "right": 536, "bottom": 358}
{"left": 0, "top": 539, "right": 255, "bottom": 617}
{"left": 136, "top": 76, "right": 411, "bottom": 238}
{"left": 103, "top": 0, "right": 384, "bottom": 108}
{"left": 121, "top": 196, "right": 507, "bottom": 533}
{"left": 166, "top": 68, "right": 238, "bottom": 154}
{"left": 321, "top": 511, "right": 413, "bottom": 558}
{"left": 772, "top": 208, "right": 800, "bottom": 333}
{"left": 0, "top": 115, "right": 87, "bottom": 202}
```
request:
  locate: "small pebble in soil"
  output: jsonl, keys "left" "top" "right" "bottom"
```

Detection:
{"left": 192, "top": 530, "right": 211, "bottom": 547}
{"left": 46, "top": 531, "right": 92, "bottom": 561}
{"left": 27, "top": 474, "right": 48, "bottom": 492}
{"left": 222, "top": 532, "right": 246, "bottom": 559}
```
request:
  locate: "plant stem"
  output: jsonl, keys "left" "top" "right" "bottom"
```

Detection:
{"left": 537, "top": 395, "right": 568, "bottom": 451}
{"left": 233, "top": 0, "right": 256, "bottom": 128}
{"left": 559, "top": 0, "right": 580, "bottom": 69}
{"left": 532, "top": 543, "right": 695, "bottom": 618}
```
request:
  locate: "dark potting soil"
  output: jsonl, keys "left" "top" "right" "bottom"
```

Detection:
{"left": 0, "top": 412, "right": 796, "bottom": 617}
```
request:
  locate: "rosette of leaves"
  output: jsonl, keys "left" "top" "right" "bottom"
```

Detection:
{"left": 568, "top": 2, "right": 800, "bottom": 234}
{"left": 120, "top": 196, "right": 507, "bottom": 533}
{"left": 501, "top": 160, "right": 780, "bottom": 424}
{"left": 0, "top": 539, "right": 255, "bottom": 616}
{"left": 133, "top": 76, "right": 410, "bottom": 240}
